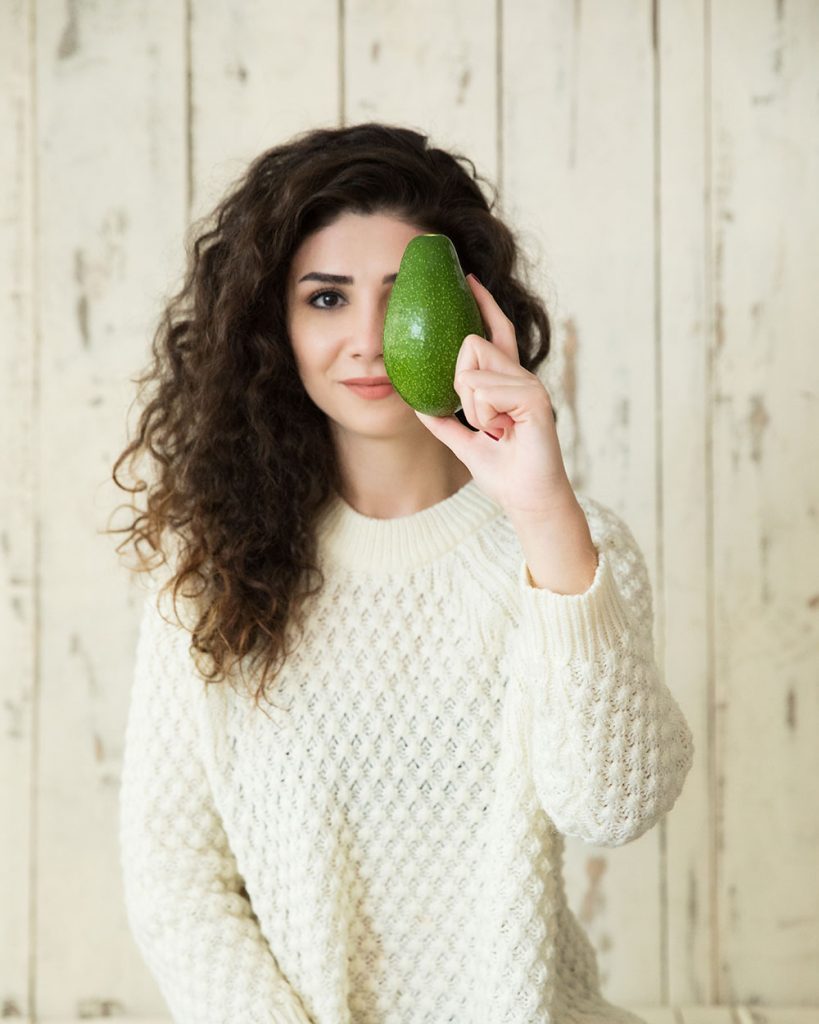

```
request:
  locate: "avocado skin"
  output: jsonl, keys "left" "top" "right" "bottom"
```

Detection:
{"left": 383, "top": 234, "right": 485, "bottom": 416}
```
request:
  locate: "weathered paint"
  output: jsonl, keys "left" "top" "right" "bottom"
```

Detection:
{"left": 1, "top": 0, "right": 816, "bottom": 1015}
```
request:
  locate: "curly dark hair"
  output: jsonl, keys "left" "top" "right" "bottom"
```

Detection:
{"left": 107, "top": 121, "right": 554, "bottom": 715}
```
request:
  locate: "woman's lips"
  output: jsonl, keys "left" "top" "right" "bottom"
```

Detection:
{"left": 343, "top": 382, "right": 396, "bottom": 399}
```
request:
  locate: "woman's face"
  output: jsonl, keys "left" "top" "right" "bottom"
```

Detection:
{"left": 286, "top": 210, "right": 428, "bottom": 439}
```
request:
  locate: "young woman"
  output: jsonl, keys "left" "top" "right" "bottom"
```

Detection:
{"left": 112, "top": 121, "right": 693, "bottom": 1024}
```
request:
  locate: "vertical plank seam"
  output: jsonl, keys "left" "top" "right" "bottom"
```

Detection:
{"left": 652, "top": 0, "right": 670, "bottom": 1003}
{"left": 703, "top": 0, "right": 719, "bottom": 1003}
{"left": 26, "top": 0, "right": 41, "bottom": 1018}
{"left": 338, "top": 0, "right": 346, "bottom": 126}
{"left": 496, "top": 0, "right": 503, "bottom": 197}
{"left": 185, "top": 0, "right": 193, "bottom": 223}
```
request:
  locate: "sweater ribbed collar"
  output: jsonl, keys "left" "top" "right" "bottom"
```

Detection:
{"left": 315, "top": 478, "right": 504, "bottom": 572}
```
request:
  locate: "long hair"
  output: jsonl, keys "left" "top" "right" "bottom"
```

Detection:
{"left": 107, "top": 121, "right": 553, "bottom": 714}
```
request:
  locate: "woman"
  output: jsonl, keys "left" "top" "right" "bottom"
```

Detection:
{"left": 112, "top": 121, "right": 693, "bottom": 1024}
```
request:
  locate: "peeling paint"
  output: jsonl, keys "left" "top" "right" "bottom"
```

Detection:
{"left": 728, "top": 882, "right": 739, "bottom": 929}
{"left": 76, "top": 997, "right": 125, "bottom": 1017}
{"left": 773, "top": 0, "right": 785, "bottom": 75}
{"left": 222, "top": 51, "right": 248, "bottom": 83}
{"left": 74, "top": 249, "right": 90, "bottom": 349}
{"left": 715, "top": 301, "right": 725, "bottom": 349}
{"left": 562, "top": 318, "right": 579, "bottom": 419}
{"left": 568, "top": 0, "right": 581, "bottom": 169}
{"left": 714, "top": 127, "right": 733, "bottom": 354}
{"left": 685, "top": 868, "right": 700, "bottom": 998}
{"left": 4, "top": 697, "right": 23, "bottom": 741}
{"left": 579, "top": 855, "right": 606, "bottom": 924}
{"left": 759, "top": 530, "right": 771, "bottom": 604}
{"left": 785, "top": 687, "right": 797, "bottom": 730}
{"left": 561, "top": 316, "right": 586, "bottom": 491}
{"left": 716, "top": 773, "right": 726, "bottom": 853}
{"left": 57, "top": 0, "right": 80, "bottom": 60}
{"left": 77, "top": 294, "right": 90, "bottom": 348}
{"left": 748, "top": 394, "right": 770, "bottom": 463}
{"left": 70, "top": 631, "right": 99, "bottom": 698}
{"left": 687, "top": 866, "right": 698, "bottom": 928}
{"left": 778, "top": 915, "right": 815, "bottom": 928}
{"left": 456, "top": 68, "right": 471, "bottom": 106}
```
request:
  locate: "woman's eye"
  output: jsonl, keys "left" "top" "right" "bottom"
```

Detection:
{"left": 308, "top": 289, "right": 345, "bottom": 310}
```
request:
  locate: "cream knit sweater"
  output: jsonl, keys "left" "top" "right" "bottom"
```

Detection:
{"left": 119, "top": 479, "right": 694, "bottom": 1024}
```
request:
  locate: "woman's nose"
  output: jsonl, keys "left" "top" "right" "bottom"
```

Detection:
{"left": 353, "top": 303, "right": 388, "bottom": 354}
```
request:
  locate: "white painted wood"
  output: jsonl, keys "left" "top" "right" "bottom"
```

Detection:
{"left": 657, "top": 0, "right": 711, "bottom": 1004}
{"left": 189, "top": 0, "right": 340, "bottom": 228}
{"left": 680, "top": 1010, "right": 819, "bottom": 1024}
{"left": 110, "top": 0, "right": 342, "bottom": 1017}
{"left": 726, "top": 1012, "right": 819, "bottom": 1024}
{"left": 632, "top": 1010, "right": 686, "bottom": 1024}
{"left": 33, "top": 0, "right": 187, "bottom": 1017}
{"left": 708, "top": 0, "right": 819, "bottom": 1003}
{"left": 2, "top": 0, "right": 818, "bottom": 1014}
{"left": 33, "top": 1007, "right": 819, "bottom": 1024}
{"left": 345, "top": 0, "right": 498, "bottom": 184}
{"left": 0, "top": 1, "right": 35, "bottom": 1020}
{"left": 503, "top": 0, "right": 665, "bottom": 1002}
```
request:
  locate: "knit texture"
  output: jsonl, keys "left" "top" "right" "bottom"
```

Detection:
{"left": 119, "top": 479, "right": 694, "bottom": 1024}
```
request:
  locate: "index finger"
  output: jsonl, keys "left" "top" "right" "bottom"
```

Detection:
{"left": 466, "top": 274, "right": 521, "bottom": 366}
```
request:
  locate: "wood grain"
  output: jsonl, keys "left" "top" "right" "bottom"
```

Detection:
{"left": 709, "top": 0, "right": 819, "bottom": 1003}
{"left": 504, "top": 0, "right": 666, "bottom": 1003}
{"left": 0, "top": 1, "right": 35, "bottom": 1020}
{"left": 32, "top": 0, "right": 187, "bottom": 1016}
{"left": 1, "top": 0, "right": 817, "bottom": 1015}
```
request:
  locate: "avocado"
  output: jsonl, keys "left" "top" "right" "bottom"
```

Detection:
{"left": 383, "top": 234, "right": 485, "bottom": 416}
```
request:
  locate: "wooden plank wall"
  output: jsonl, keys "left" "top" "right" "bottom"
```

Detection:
{"left": 1, "top": 0, "right": 816, "bottom": 1018}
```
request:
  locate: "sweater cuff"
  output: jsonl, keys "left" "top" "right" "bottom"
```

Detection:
{"left": 517, "top": 545, "right": 634, "bottom": 665}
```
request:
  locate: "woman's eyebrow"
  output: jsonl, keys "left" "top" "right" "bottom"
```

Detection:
{"left": 297, "top": 272, "right": 398, "bottom": 285}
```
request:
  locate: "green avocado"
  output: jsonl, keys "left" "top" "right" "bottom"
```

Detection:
{"left": 383, "top": 234, "right": 485, "bottom": 416}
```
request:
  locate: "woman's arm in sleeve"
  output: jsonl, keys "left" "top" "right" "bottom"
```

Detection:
{"left": 506, "top": 495, "right": 694, "bottom": 847}
{"left": 118, "top": 590, "right": 314, "bottom": 1024}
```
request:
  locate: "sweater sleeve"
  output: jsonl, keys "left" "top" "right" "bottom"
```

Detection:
{"left": 118, "top": 590, "right": 314, "bottom": 1024}
{"left": 506, "top": 495, "right": 694, "bottom": 847}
